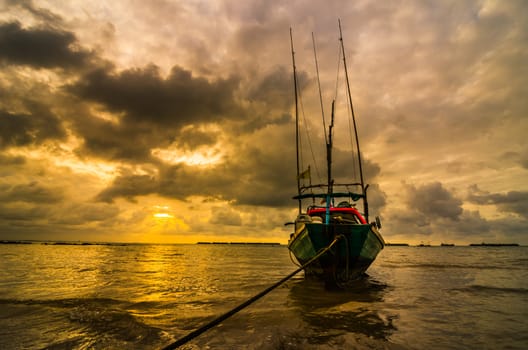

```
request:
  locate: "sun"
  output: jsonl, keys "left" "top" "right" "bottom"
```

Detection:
{"left": 152, "top": 205, "right": 173, "bottom": 219}
{"left": 153, "top": 212, "right": 173, "bottom": 218}
{"left": 145, "top": 204, "right": 191, "bottom": 238}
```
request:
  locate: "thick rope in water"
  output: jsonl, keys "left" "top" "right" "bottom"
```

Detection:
{"left": 161, "top": 236, "right": 342, "bottom": 350}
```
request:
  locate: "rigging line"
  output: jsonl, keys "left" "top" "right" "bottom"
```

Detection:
{"left": 334, "top": 39, "right": 342, "bottom": 103}
{"left": 292, "top": 29, "right": 319, "bottom": 193}
{"left": 161, "top": 237, "right": 343, "bottom": 350}
{"left": 298, "top": 87, "right": 323, "bottom": 184}
{"left": 312, "top": 32, "right": 327, "bottom": 146}
{"left": 346, "top": 89, "right": 359, "bottom": 181}
{"left": 338, "top": 19, "right": 368, "bottom": 222}
{"left": 290, "top": 28, "right": 301, "bottom": 212}
{"left": 297, "top": 87, "right": 304, "bottom": 175}
{"left": 335, "top": 46, "right": 358, "bottom": 182}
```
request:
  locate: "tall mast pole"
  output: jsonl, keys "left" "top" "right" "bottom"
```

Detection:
{"left": 327, "top": 101, "right": 335, "bottom": 195}
{"left": 338, "top": 19, "right": 369, "bottom": 221}
{"left": 290, "top": 28, "right": 302, "bottom": 213}
{"left": 324, "top": 101, "right": 335, "bottom": 225}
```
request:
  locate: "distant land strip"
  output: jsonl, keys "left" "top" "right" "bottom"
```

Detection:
{"left": 1, "top": 240, "right": 521, "bottom": 247}
{"left": 197, "top": 242, "right": 282, "bottom": 246}
{"left": 0, "top": 240, "right": 128, "bottom": 246}
{"left": 469, "top": 243, "right": 520, "bottom": 247}
{"left": 384, "top": 242, "right": 521, "bottom": 247}
{"left": 0, "top": 240, "right": 283, "bottom": 246}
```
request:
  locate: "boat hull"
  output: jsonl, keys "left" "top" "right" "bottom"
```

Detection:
{"left": 288, "top": 222, "right": 384, "bottom": 283}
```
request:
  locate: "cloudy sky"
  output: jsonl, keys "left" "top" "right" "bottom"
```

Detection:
{"left": 1, "top": 0, "right": 527, "bottom": 245}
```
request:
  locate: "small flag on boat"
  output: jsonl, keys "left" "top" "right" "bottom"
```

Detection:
{"left": 298, "top": 166, "right": 311, "bottom": 180}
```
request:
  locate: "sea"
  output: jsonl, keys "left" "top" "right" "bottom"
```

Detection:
{"left": 0, "top": 243, "right": 527, "bottom": 350}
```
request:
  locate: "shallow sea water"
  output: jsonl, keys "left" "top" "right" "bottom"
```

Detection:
{"left": 0, "top": 243, "right": 527, "bottom": 349}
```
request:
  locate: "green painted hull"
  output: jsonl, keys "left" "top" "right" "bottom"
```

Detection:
{"left": 288, "top": 223, "right": 384, "bottom": 282}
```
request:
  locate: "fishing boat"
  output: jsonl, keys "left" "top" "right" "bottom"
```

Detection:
{"left": 287, "top": 22, "right": 385, "bottom": 286}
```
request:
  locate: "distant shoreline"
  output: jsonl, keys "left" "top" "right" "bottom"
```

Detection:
{"left": 0, "top": 240, "right": 283, "bottom": 246}
{"left": 469, "top": 243, "right": 520, "bottom": 247}
{"left": 196, "top": 242, "right": 282, "bottom": 246}
{"left": 0, "top": 240, "right": 129, "bottom": 246}
{"left": 385, "top": 242, "right": 522, "bottom": 247}
{"left": 1, "top": 240, "right": 522, "bottom": 247}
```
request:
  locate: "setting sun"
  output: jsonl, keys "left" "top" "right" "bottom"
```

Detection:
{"left": 153, "top": 213, "right": 173, "bottom": 218}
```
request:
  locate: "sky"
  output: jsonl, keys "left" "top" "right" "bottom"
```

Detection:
{"left": 0, "top": 0, "right": 527, "bottom": 245}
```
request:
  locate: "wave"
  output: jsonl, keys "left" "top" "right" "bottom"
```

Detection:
{"left": 0, "top": 297, "right": 169, "bottom": 348}
{"left": 379, "top": 263, "right": 522, "bottom": 270}
{"left": 0, "top": 297, "right": 124, "bottom": 308}
{"left": 453, "top": 285, "right": 528, "bottom": 295}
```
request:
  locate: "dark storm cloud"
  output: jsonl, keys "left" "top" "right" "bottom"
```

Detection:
{"left": 63, "top": 63, "right": 258, "bottom": 162}
{"left": 157, "top": 162, "right": 238, "bottom": 201}
{"left": 93, "top": 115, "right": 387, "bottom": 210}
{"left": 49, "top": 202, "right": 120, "bottom": 225}
{"left": 467, "top": 185, "right": 528, "bottom": 220}
{"left": 73, "top": 114, "right": 221, "bottom": 163}
{"left": 5, "top": 0, "right": 62, "bottom": 23}
{"left": 405, "top": 182, "right": 463, "bottom": 221}
{"left": 176, "top": 125, "right": 219, "bottom": 150}
{"left": 0, "top": 182, "right": 63, "bottom": 203}
{"left": 247, "top": 65, "right": 293, "bottom": 110}
{"left": 72, "top": 114, "right": 155, "bottom": 162}
{"left": 386, "top": 206, "right": 492, "bottom": 239}
{"left": 69, "top": 64, "right": 241, "bottom": 127}
{"left": 387, "top": 182, "right": 528, "bottom": 241}
{"left": 0, "top": 108, "right": 66, "bottom": 149}
{"left": 332, "top": 147, "right": 382, "bottom": 183}
{"left": 365, "top": 183, "right": 386, "bottom": 214}
{"left": 209, "top": 207, "right": 242, "bottom": 226}
{"left": 0, "top": 203, "right": 49, "bottom": 221}
{"left": 0, "top": 154, "right": 25, "bottom": 166}
{"left": 234, "top": 66, "right": 299, "bottom": 132}
{"left": 232, "top": 66, "right": 300, "bottom": 134}
{"left": 0, "top": 21, "right": 93, "bottom": 69}
{"left": 224, "top": 127, "right": 300, "bottom": 207}
{"left": 96, "top": 174, "right": 158, "bottom": 203}
{"left": 96, "top": 164, "right": 235, "bottom": 204}
{"left": 96, "top": 129, "right": 298, "bottom": 208}
{"left": 520, "top": 150, "right": 528, "bottom": 169}
{"left": 76, "top": 121, "right": 213, "bottom": 166}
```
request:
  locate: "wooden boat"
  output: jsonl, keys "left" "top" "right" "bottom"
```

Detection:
{"left": 287, "top": 22, "right": 384, "bottom": 285}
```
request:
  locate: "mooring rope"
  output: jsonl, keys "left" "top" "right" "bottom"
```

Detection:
{"left": 161, "top": 236, "right": 342, "bottom": 350}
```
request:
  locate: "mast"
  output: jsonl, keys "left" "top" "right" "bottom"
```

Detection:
{"left": 325, "top": 101, "right": 335, "bottom": 225}
{"left": 327, "top": 101, "right": 335, "bottom": 195}
{"left": 338, "top": 19, "right": 369, "bottom": 221}
{"left": 290, "top": 28, "right": 302, "bottom": 213}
